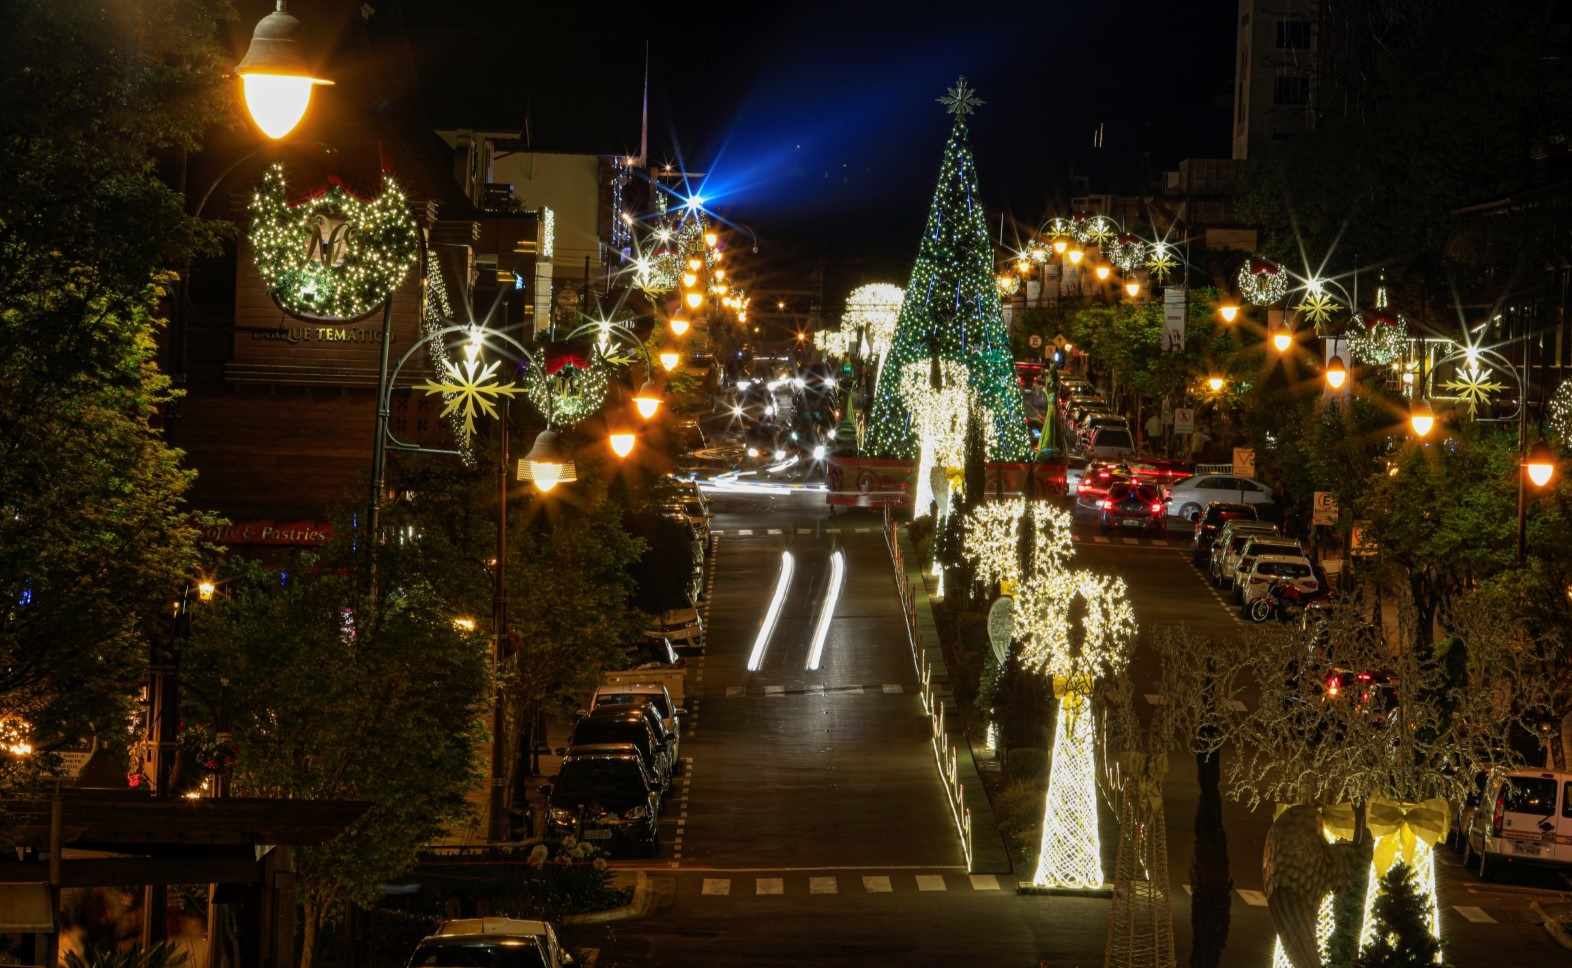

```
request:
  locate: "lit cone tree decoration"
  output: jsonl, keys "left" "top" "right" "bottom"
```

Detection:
{"left": 1347, "top": 279, "right": 1409, "bottom": 366}
{"left": 868, "top": 77, "right": 1029, "bottom": 461}
{"left": 1548, "top": 378, "right": 1572, "bottom": 441}
{"left": 1017, "top": 568, "right": 1136, "bottom": 889}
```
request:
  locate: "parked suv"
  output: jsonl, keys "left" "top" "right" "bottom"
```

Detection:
{"left": 1191, "top": 502, "right": 1260, "bottom": 565}
{"left": 1208, "top": 520, "right": 1280, "bottom": 586}
{"left": 1084, "top": 426, "right": 1137, "bottom": 461}
{"left": 541, "top": 747, "right": 661, "bottom": 857}
{"left": 407, "top": 917, "right": 575, "bottom": 968}
{"left": 1465, "top": 769, "right": 1572, "bottom": 880}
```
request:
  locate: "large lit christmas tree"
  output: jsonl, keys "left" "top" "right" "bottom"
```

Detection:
{"left": 867, "top": 77, "right": 1028, "bottom": 461}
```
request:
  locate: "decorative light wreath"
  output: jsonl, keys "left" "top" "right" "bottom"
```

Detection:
{"left": 249, "top": 163, "right": 420, "bottom": 322}
{"left": 1105, "top": 233, "right": 1146, "bottom": 271}
{"left": 1237, "top": 257, "right": 1288, "bottom": 306}
{"left": 521, "top": 342, "right": 613, "bottom": 427}
{"left": 1548, "top": 379, "right": 1572, "bottom": 441}
{"left": 1348, "top": 307, "right": 1409, "bottom": 365}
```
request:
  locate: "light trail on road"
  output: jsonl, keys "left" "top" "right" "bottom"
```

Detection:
{"left": 747, "top": 550, "right": 795, "bottom": 671}
{"left": 805, "top": 550, "right": 845, "bottom": 670}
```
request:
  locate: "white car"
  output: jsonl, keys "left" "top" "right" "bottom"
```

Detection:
{"left": 1208, "top": 520, "right": 1280, "bottom": 585}
{"left": 1237, "top": 554, "right": 1319, "bottom": 608}
{"left": 410, "top": 918, "right": 576, "bottom": 968}
{"left": 646, "top": 606, "right": 703, "bottom": 647}
{"left": 1165, "top": 474, "right": 1276, "bottom": 522}
{"left": 1228, "top": 536, "right": 1305, "bottom": 601}
{"left": 1083, "top": 426, "right": 1137, "bottom": 461}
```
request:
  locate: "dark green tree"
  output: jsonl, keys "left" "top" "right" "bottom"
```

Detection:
{"left": 184, "top": 538, "right": 491, "bottom": 968}
{"left": 867, "top": 78, "right": 1027, "bottom": 460}
{"left": 0, "top": 0, "right": 232, "bottom": 782}
{"left": 1353, "top": 863, "right": 1449, "bottom": 968}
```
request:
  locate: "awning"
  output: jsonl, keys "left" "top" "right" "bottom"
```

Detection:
{"left": 0, "top": 882, "right": 53, "bottom": 932}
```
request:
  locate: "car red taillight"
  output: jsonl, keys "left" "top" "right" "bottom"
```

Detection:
{"left": 1326, "top": 676, "right": 1340, "bottom": 697}
{"left": 1150, "top": 503, "right": 1163, "bottom": 514}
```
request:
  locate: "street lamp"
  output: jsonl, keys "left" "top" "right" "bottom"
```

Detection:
{"left": 1272, "top": 321, "right": 1294, "bottom": 353}
{"left": 1525, "top": 440, "right": 1556, "bottom": 487}
{"left": 1408, "top": 398, "right": 1436, "bottom": 438}
{"left": 1124, "top": 279, "right": 1141, "bottom": 299}
{"left": 1518, "top": 439, "right": 1557, "bottom": 567}
{"left": 633, "top": 380, "right": 664, "bottom": 419}
{"left": 1094, "top": 264, "right": 1111, "bottom": 282}
{"left": 237, "top": 2, "right": 332, "bottom": 140}
{"left": 669, "top": 314, "right": 690, "bottom": 336}
{"left": 1207, "top": 376, "right": 1226, "bottom": 393}
{"left": 1325, "top": 352, "right": 1348, "bottom": 390}
{"left": 517, "top": 430, "right": 577, "bottom": 493}
{"left": 1218, "top": 300, "right": 1240, "bottom": 324}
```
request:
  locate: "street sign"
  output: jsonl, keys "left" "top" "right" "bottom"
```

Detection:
{"left": 1053, "top": 333, "right": 1068, "bottom": 350}
{"left": 1028, "top": 334, "right": 1042, "bottom": 349}
{"left": 1233, "top": 447, "right": 1255, "bottom": 478}
{"left": 1313, "top": 491, "right": 1338, "bottom": 525}
{"left": 986, "top": 596, "right": 1014, "bottom": 665}
{"left": 1173, "top": 407, "right": 1195, "bottom": 434}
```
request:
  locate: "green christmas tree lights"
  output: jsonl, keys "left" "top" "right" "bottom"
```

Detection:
{"left": 867, "top": 77, "right": 1028, "bottom": 461}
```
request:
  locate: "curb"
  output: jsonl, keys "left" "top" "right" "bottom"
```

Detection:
{"left": 562, "top": 869, "right": 651, "bottom": 925}
{"left": 1530, "top": 901, "right": 1572, "bottom": 950}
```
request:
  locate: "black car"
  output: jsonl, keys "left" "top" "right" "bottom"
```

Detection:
{"left": 1097, "top": 481, "right": 1165, "bottom": 534}
{"left": 568, "top": 708, "right": 670, "bottom": 793}
{"left": 541, "top": 747, "right": 661, "bottom": 857}
{"left": 1191, "top": 501, "right": 1260, "bottom": 565}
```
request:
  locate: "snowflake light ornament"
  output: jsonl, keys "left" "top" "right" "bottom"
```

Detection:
{"left": 1080, "top": 215, "right": 1119, "bottom": 247}
{"left": 1440, "top": 363, "right": 1507, "bottom": 419}
{"left": 938, "top": 76, "right": 984, "bottom": 119}
{"left": 1295, "top": 279, "right": 1343, "bottom": 329}
{"left": 417, "top": 329, "right": 521, "bottom": 440}
{"left": 1146, "top": 242, "right": 1180, "bottom": 284}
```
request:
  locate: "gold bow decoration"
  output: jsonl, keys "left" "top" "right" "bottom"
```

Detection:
{"left": 944, "top": 466, "right": 966, "bottom": 494}
{"left": 1366, "top": 797, "right": 1450, "bottom": 874}
{"left": 1271, "top": 802, "right": 1358, "bottom": 843}
{"left": 1051, "top": 674, "right": 1090, "bottom": 712}
{"left": 999, "top": 579, "right": 1016, "bottom": 597}
{"left": 1119, "top": 751, "right": 1168, "bottom": 814}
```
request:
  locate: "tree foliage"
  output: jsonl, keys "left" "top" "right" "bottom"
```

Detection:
{"left": 0, "top": 0, "right": 234, "bottom": 780}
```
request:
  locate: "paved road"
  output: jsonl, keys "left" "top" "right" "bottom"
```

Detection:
{"left": 577, "top": 491, "right": 1570, "bottom": 967}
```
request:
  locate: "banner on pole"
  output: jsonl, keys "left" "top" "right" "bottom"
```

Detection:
{"left": 1162, "top": 287, "right": 1187, "bottom": 351}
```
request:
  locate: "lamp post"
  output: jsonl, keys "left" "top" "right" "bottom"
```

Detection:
{"left": 237, "top": 2, "right": 332, "bottom": 141}
{"left": 1517, "top": 318, "right": 1556, "bottom": 566}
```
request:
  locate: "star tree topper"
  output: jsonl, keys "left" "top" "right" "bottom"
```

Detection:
{"left": 938, "top": 76, "right": 984, "bottom": 120}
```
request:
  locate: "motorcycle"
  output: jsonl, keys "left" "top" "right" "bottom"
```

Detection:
{"left": 1246, "top": 577, "right": 1329, "bottom": 623}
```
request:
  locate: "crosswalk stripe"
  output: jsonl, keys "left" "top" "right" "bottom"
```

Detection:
{"left": 765, "top": 685, "right": 785, "bottom": 697}
{"left": 882, "top": 684, "right": 903, "bottom": 694}
{"left": 844, "top": 685, "right": 864, "bottom": 694}
{"left": 856, "top": 527, "right": 872, "bottom": 533}
{"left": 712, "top": 530, "right": 725, "bottom": 535}
{"left": 863, "top": 876, "right": 892, "bottom": 893}
{"left": 969, "top": 874, "right": 1000, "bottom": 891}
{"left": 807, "top": 684, "right": 825, "bottom": 695}
{"left": 756, "top": 878, "right": 783, "bottom": 895}
{"left": 768, "top": 528, "right": 783, "bottom": 534}
{"left": 738, "top": 529, "right": 754, "bottom": 535}
{"left": 1121, "top": 538, "right": 1139, "bottom": 545}
{"left": 915, "top": 874, "right": 947, "bottom": 891}
{"left": 725, "top": 685, "right": 744, "bottom": 697}
{"left": 1452, "top": 905, "right": 1495, "bottom": 923}
{"left": 702, "top": 879, "right": 730, "bottom": 895}
{"left": 809, "top": 876, "right": 837, "bottom": 894}
{"left": 1237, "top": 890, "right": 1268, "bottom": 906}
{"left": 827, "top": 527, "right": 841, "bottom": 533}
{"left": 797, "top": 528, "right": 812, "bottom": 534}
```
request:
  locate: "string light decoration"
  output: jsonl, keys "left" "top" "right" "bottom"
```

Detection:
{"left": 1295, "top": 278, "right": 1343, "bottom": 329}
{"left": 1018, "top": 570, "right": 1136, "bottom": 890}
{"left": 419, "top": 258, "right": 480, "bottom": 459}
{"left": 900, "top": 360, "right": 979, "bottom": 518}
{"left": 867, "top": 79, "right": 1029, "bottom": 461}
{"left": 1547, "top": 379, "right": 1572, "bottom": 441}
{"left": 844, "top": 282, "right": 905, "bottom": 360}
{"left": 1348, "top": 280, "right": 1410, "bottom": 365}
{"left": 813, "top": 328, "right": 854, "bottom": 358}
{"left": 521, "top": 346, "right": 613, "bottom": 427}
{"left": 1105, "top": 233, "right": 1146, "bottom": 271}
{"left": 1238, "top": 257, "right": 1288, "bottom": 306}
{"left": 961, "top": 498, "right": 1075, "bottom": 592}
{"left": 416, "top": 328, "right": 522, "bottom": 438}
{"left": 248, "top": 163, "right": 419, "bottom": 321}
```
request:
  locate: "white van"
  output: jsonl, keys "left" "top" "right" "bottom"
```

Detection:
{"left": 1463, "top": 769, "right": 1572, "bottom": 879}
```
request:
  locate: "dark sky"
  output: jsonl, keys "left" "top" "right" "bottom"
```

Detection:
{"left": 392, "top": 0, "right": 1237, "bottom": 273}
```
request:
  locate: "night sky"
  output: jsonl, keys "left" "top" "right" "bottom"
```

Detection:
{"left": 396, "top": 0, "right": 1237, "bottom": 274}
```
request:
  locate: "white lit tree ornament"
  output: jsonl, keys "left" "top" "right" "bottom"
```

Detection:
{"left": 248, "top": 163, "right": 419, "bottom": 321}
{"left": 961, "top": 498, "right": 1075, "bottom": 593}
{"left": 1016, "top": 569, "right": 1136, "bottom": 889}
{"left": 900, "top": 359, "right": 979, "bottom": 519}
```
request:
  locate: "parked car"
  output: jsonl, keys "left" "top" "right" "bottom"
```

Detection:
{"left": 1237, "top": 554, "right": 1319, "bottom": 608}
{"left": 590, "top": 682, "right": 683, "bottom": 773}
{"left": 1064, "top": 456, "right": 1093, "bottom": 497}
{"left": 1166, "top": 474, "right": 1276, "bottom": 522}
{"left": 567, "top": 708, "right": 671, "bottom": 794}
{"left": 660, "top": 499, "right": 711, "bottom": 548}
{"left": 541, "top": 747, "right": 661, "bottom": 857}
{"left": 584, "top": 701, "right": 677, "bottom": 783}
{"left": 1464, "top": 769, "right": 1572, "bottom": 880}
{"left": 1077, "top": 414, "right": 1130, "bottom": 452}
{"left": 1191, "top": 501, "right": 1260, "bottom": 565}
{"left": 645, "top": 605, "right": 703, "bottom": 648}
{"left": 1097, "top": 481, "right": 1165, "bottom": 534}
{"left": 407, "top": 917, "right": 575, "bottom": 968}
{"left": 1208, "top": 520, "right": 1281, "bottom": 585}
{"left": 1229, "top": 536, "right": 1307, "bottom": 600}
{"left": 656, "top": 476, "right": 709, "bottom": 516}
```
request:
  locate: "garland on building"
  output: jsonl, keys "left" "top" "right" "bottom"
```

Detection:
{"left": 867, "top": 78, "right": 1028, "bottom": 461}
{"left": 248, "top": 163, "right": 420, "bottom": 321}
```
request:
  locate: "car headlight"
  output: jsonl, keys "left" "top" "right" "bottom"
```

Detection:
{"left": 623, "top": 804, "right": 649, "bottom": 820}
{"left": 774, "top": 450, "right": 786, "bottom": 460}
{"left": 747, "top": 446, "right": 759, "bottom": 458}
{"left": 812, "top": 445, "right": 826, "bottom": 460}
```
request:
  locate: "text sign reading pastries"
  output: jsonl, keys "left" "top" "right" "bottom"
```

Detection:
{"left": 249, "top": 163, "right": 419, "bottom": 323}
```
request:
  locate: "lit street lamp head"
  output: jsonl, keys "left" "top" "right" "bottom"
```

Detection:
{"left": 238, "top": 1, "right": 332, "bottom": 140}
{"left": 1325, "top": 354, "right": 1348, "bottom": 390}
{"left": 1218, "top": 301, "right": 1240, "bottom": 324}
{"left": 1525, "top": 440, "right": 1557, "bottom": 488}
{"left": 517, "top": 431, "right": 576, "bottom": 492}
{"left": 1409, "top": 398, "right": 1435, "bottom": 438}
{"left": 1272, "top": 323, "right": 1293, "bottom": 353}
{"left": 632, "top": 381, "right": 663, "bottom": 419}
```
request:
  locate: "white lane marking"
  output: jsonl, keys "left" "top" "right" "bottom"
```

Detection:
{"left": 797, "top": 528, "right": 812, "bottom": 534}
{"left": 843, "top": 685, "right": 864, "bottom": 694}
{"left": 882, "top": 684, "right": 903, "bottom": 694}
{"left": 855, "top": 527, "right": 872, "bottom": 533}
{"left": 765, "top": 685, "right": 785, "bottom": 696}
{"left": 726, "top": 685, "right": 744, "bottom": 697}
{"left": 969, "top": 874, "right": 1000, "bottom": 891}
{"left": 863, "top": 876, "right": 893, "bottom": 893}
{"left": 1452, "top": 905, "right": 1495, "bottom": 923}
{"left": 712, "top": 529, "right": 725, "bottom": 535}
{"left": 827, "top": 528, "right": 841, "bottom": 533}
{"left": 807, "top": 684, "right": 825, "bottom": 695}
{"left": 1237, "top": 889, "right": 1268, "bottom": 906}
{"left": 702, "top": 879, "right": 730, "bottom": 895}
{"left": 768, "top": 528, "right": 783, "bottom": 534}
{"left": 806, "top": 550, "right": 846, "bottom": 670}
{"left": 746, "top": 551, "right": 794, "bottom": 672}
{"left": 915, "top": 875, "right": 947, "bottom": 891}
{"left": 737, "top": 529, "right": 754, "bottom": 535}
{"left": 756, "top": 878, "right": 784, "bottom": 895}
{"left": 809, "top": 876, "right": 837, "bottom": 894}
